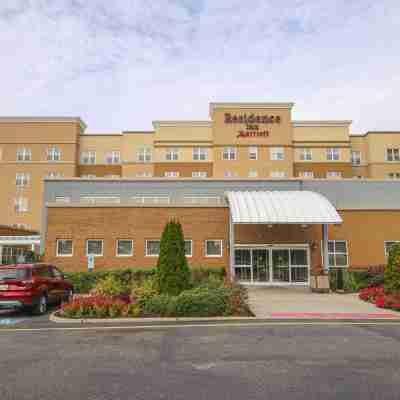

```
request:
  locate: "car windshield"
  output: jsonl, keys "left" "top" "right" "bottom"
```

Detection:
{"left": 0, "top": 269, "right": 30, "bottom": 281}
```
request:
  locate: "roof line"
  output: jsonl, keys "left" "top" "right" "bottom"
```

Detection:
{"left": 0, "top": 117, "right": 87, "bottom": 131}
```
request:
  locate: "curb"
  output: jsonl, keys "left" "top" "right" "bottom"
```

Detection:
{"left": 49, "top": 312, "right": 400, "bottom": 325}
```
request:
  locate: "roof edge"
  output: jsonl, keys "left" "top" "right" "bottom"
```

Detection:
{"left": 0, "top": 116, "right": 87, "bottom": 131}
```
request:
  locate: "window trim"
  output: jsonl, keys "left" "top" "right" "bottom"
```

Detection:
{"left": 326, "top": 171, "right": 342, "bottom": 179}
{"left": 116, "top": 239, "right": 134, "bottom": 257}
{"left": 14, "top": 197, "right": 29, "bottom": 213}
{"left": 165, "top": 148, "right": 179, "bottom": 161}
{"left": 16, "top": 172, "right": 31, "bottom": 187}
{"left": 299, "top": 148, "right": 312, "bottom": 161}
{"left": 192, "top": 171, "right": 208, "bottom": 178}
{"left": 351, "top": 150, "right": 361, "bottom": 166}
{"left": 145, "top": 240, "right": 160, "bottom": 257}
{"left": 192, "top": 147, "right": 208, "bottom": 161}
{"left": 248, "top": 146, "right": 258, "bottom": 160}
{"left": 326, "top": 147, "right": 340, "bottom": 161}
{"left": 164, "top": 171, "right": 180, "bottom": 178}
{"left": 184, "top": 239, "right": 193, "bottom": 257}
{"left": 386, "top": 148, "right": 400, "bottom": 162}
{"left": 47, "top": 147, "right": 62, "bottom": 162}
{"left": 299, "top": 171, "right": 314, "bottom": 179}
{"left": 205, "top": 239, "right": 223, "bottom": 258}
{"left": 80, "top": 150, "right": 96, "bottom": 165}
{"left": 270, "top": 147, "right": 284, "bottom": 161}
{"left": 86, "top": 239, "right": 104, "bottom": 257}
{"left": 270, "top": 171, "right": 286, "bottom": 178}
{"left": 56, "top": 239, "right": 73, "bottom": 257}
{"left": 16, "top": 148, "right": 32, "bottom": 162}
{"left": 222, "top": 147, "right": 237, "bottom": 161}
{"left": 137, "top": 147, "right": 152, "bottom": 163}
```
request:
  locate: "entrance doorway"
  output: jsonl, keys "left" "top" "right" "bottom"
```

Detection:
{"left": 234, "top": 246, "right": 309, "bottom": 285}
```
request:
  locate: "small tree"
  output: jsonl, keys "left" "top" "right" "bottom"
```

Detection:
{"left": 156, "top": 219, "right": 191, "bottom": 296}
{"left": 384, "top": 243, "right": 400, "bottom": 293}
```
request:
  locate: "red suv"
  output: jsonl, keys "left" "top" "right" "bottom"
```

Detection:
{"left": 0, "top": 263, "right": 73, "bottom": 315}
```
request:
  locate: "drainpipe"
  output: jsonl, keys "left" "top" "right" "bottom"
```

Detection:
{"left": 322, "top": 224, "right": 329, "bottom": 274}
{"left": 229, "top": 215, "right": 235, "bottom": 282}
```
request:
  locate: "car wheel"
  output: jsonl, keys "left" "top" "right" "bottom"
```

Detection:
{"left": 33, "top": 295, "right": 47, "bottom": 315}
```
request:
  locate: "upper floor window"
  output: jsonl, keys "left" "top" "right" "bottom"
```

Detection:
{"left": 270, "top": 171, "right": 286, "bottom": 178}
{"left": 223, "top": 147, "right": 236, "bottom": 160}
{"left": 16, "top": 148, "right": 31, "bottom": 162}
{"left": 106, "top": 151, "right": 120, "bottom": 164}
{"left": 165, "top": 171, "right": 179, "bottom": 178}
{"left": 299, "top": 171, "right": 314, "bottom": 179}
{"left": 192, "top": 171, "right": 207, "bottom": 178}
{"left": 14, "top": 197, "right": 29, "bottom": 213}
{"left": 351, "top": 151, "right": 361, "bottom": 165}
{"left": 165, "top": 148, "right": 179, "bottom": 161}
{"left": 81, "top": 151, "right": 96, "bottom": 164}
{"left": 81, "top": 196, "right": 120, "bottom": 204}
{"left": 136, "top": 171, "right": 152, "bottom": 178}
{"left": 299, "top": 148, "right": 312, "bottom": 161}
{"left": 386, "top": 148, "right": 400, "bottom": 162}
{"left": 248, "top": 169, "right": 258, "bottom": 178}
{"left": 16, "top": 173, "right": 31, "bottom": 187}
{"left": 270, "top": 147, "right": 284, "bottom": 161}
{"left": 193, "top": 147, "right": 208, "bottom": 161}
{"left": 183, "top": 196, "right": 221, "bottom": 205}
{"left": 46, "top": 172, "right": 64, "bottom": 179}
{"left": 248, "top": 146, "right": 258, "bottom": 160}
{"left": 47, "top": 147, "right": 61, "bottom": 162}
{"left": 326, "top": 148, "right": 340, "bottom": 161}
{"left": 55, "top": 196, "right": 71, "bottom": 203}
{"left": 131, "top": 196, "right": 170, "bottom": 204}
{"left": 137, "top": 147, "right": 152, "bottom": 163}
{"left": 387, "top": 173, "right": 400, "bottom": 179}
{"left": 326, "top": 171, "right": 342, "bottom": 179}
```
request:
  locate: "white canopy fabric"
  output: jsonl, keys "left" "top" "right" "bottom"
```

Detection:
{"left": 225, "top": 191, "right": 342, "bottom": 224}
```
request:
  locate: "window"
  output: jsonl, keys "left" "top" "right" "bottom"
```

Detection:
{"left": 193, "top": 147, "right": 208, "bottom": 161}
{"left": 326, "top": 171, "right": 342, "bottom": 179}
{"left": 136, "top": 171, "right": 153, "bottom": 178}
{"left": 81, "top": 196, "right": 120, "bottom": 204}
{"left": 131, "top": 196, "right": 170, "bottom": 204}
{"left": 387, "top": 173, "right": 400, "bottom": 179}
{"left": 351, "top": 151, "right": 361, "bottom": 165}
{"left": 323, "top": 240, "right": 348, "bottom": 267}
{"left": 205, "top": 240, "right": 223, "bottom": 257}
{"left": 16, "top": 148, "right": 31, "bottom": 161}
{"left": 47, "top": 147, "right": 61, "bottom": 161}
{"left": 57, "top": 239, "right": 73, "bottom": 257}
{"left": 184, "top": 240, "right": 192, "bottom": 257}
{"left": 105, "top": 151, "right": 120, "bottom": 164}
{"left": 223, "top": 147, "right": 236, "bottom": 160}
{"left": 326, "top": 148, "right": 340, "bottom": 161}
{"left": 146, "top": 240, "right": 160, "bottom": 256}
{"left": 270, "top": 171, "right": 286, "bottom": 178}
{"left": 16, "top": 173, "right": 31, "bottom": 187}
{"left": 165, "top": 148, "right": 179, "bottom": 161}
{"left": 270, "top": 147, "right": 284, "bottom": 161}
{"left": 137, "top": 148, "right": 152, "bottom": 163}
{"left": 86, "top": 240, "right": 103, "bottom": 256}
{"left": 386, "top": 148, "right": 400, "bottom": 162}
{"left": 116, "top": 240, "right": 133, "bottom": 257}
{"left": 15, "top": 197, "right": 28, "bottom": 213}
{"left": 224, "top": 170, "right": 237, "bottom": 178}
{"left": 46, "top": 172, "right": 64, "bottom": 179}
{"left": 384, "top": 241, "right": 400, "bottom": 257}
{"left": 248, "top": 169, "right": 258, "bottom": 178}
{"left": 104, "top": 174, "right": 120, "bottom": 178}
{"left": 80, "top": 174, "right": 96, "bottom": 179}
{"left": 183, "top": 196, "right": 221, "bottom": 205}
{"left": 298, "top": 171, "right": 314, "bottom": 179}
{"left": 55, "top": 196, "right": 71, "bottom": 203}
{"left": 299, "top": 148, "right": 312, "bottom": 161}
{"left": 192, "top": 171, "right": 207, "bottom": 178}
{"left": 81, "top": 151, "right": 96, "bottom": 164}
{"left": 165, "top": 171, "right": 179, "bottom": 178}
{"left": 248, "top": 146, "right": 258, "bottom": 160}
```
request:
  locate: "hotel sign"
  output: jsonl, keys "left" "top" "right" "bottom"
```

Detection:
{"left": 224, "top": 113, "right": 281, "bottom": 138}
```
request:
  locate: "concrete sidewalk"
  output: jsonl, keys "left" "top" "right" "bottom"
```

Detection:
{"left": 247, "top": 286, "right": 399, "bottom": 319}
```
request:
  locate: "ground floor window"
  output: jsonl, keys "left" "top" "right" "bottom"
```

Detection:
{"left": 56, "top": 239, "right": 73, "bottom": 257}
{"left": 116, "top": 240, "right": 133, "bottom": 257}
{"left": 234, "top": 247, "right": 309, "bottom": 284}
{"left": 205, "top": 240, "right": 223, "bottom": 257}
{"left": 146, "top": 240, "right": 160, "bottom": 256}
{"left": 86, "top": 240, "right": 103, "bottom": 257}
{"left": 384, "top": 241, "right": 400, "bottom": 257}
{"left": 184, "top": 240, "right": 192, "bottom": 257}
{"left": 324, "top": 240, "right": 348, "bottom": 267}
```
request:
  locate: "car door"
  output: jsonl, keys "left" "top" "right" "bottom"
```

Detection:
{"left": 52, "top": 266, "right": 69, "bottom": 301}
{"left": 35, "top": 265, "right": 57, "bottom": 304}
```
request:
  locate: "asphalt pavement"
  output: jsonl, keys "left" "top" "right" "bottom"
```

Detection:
{"left": 0, "top": 319, "right": 400, "bottom": 400}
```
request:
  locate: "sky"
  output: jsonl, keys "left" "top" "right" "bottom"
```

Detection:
{"left": 1, "top": 0, "right": 400, "bottom": 134}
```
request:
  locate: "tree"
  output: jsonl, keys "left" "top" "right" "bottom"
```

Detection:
{"left": 384, "top": 243, "right": 400, "bottom": 293}
{"left": 156, "top": 219, "right": 191, "bottom": 296}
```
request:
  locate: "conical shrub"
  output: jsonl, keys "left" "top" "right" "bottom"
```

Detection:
{"left": 384, "top": 243, "right": 400, "bottom": 293}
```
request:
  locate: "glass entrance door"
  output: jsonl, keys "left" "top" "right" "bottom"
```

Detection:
{"left": 272, "top": 249, "right": 290, "bottom": 283}
{"left": 252, "top": 249, "right": 269, "bottom": 282}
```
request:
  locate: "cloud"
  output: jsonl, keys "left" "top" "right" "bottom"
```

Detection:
{"left": 0, "top": 0, "right": 400, "bottom": 133}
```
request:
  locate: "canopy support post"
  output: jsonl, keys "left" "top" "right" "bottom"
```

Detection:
{"left": 229, "top": 215, "right": 235, "bottom": 282}
{"left": 322, "top": 224, "right": 329, "bottom": 274}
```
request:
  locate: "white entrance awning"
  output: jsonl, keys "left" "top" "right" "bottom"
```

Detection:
{"left": 225, "top": 191, "right": 342, "bottom": 224}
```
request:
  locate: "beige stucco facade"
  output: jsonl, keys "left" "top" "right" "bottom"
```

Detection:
{"left": 1, "top": 102, "right": 400, "bottom": 231}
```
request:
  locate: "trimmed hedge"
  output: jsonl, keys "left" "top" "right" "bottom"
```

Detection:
{"left": 63, "top": 266, "right": 225, "bottom": 294}
{"left": 329, "top": 266, "right": 385, "bottom": 292}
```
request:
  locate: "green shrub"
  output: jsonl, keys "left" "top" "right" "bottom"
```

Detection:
{"left": 131, "top": 278, "right": 159, "bottom": 308}
{"left": 190, "top": 266, "right": 226, "bottom": 287}
{"left": 93, "top": 275, "right": 130, "bottom": 297}
{"left": 385, "top": 243, "right": 400, "bottom": 293}
{"left": 141, "top": 294, "right": 173, "bottom": 317}
{"left": 156, "top": 220, "right": 191, "bottom": 296}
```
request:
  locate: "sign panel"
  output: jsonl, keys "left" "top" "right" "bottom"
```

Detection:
{"left": 87, "top": 255, "right": 95, "bottom": 271}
